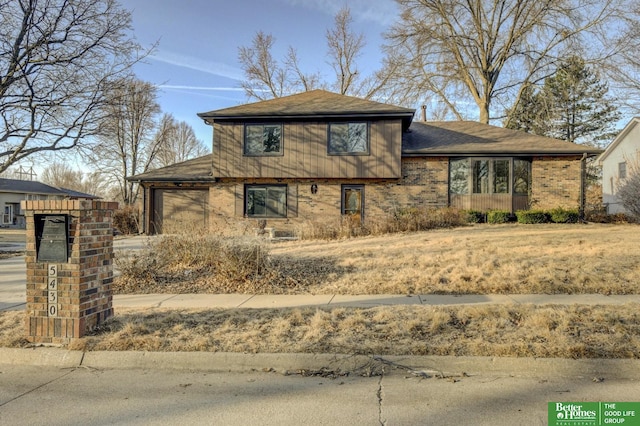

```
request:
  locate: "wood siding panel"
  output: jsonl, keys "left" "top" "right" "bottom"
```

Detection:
{"left": 450, "top": 194, "right": 528, "bottom": 212}
{"left": 212, "top": 120, "right": 402, "bottom": 179}
{"left": 151, "top": 189, "right": 209, "bottom": 234}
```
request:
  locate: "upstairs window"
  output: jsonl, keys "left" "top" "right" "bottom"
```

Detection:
{"left": 328, "top": 122, "right": 369, "bottom": 155}
{"left": 244, "top": 124, "right": 283, "bottom": 156}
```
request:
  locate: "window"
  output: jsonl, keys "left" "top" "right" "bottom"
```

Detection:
{"left": 246, "top": 185, "right": 287, "bottom": 218}
{"left": 619, "top": 162, "right": 627, "bottom": 179}
{"left": 493, "top": 160, "right": 510, "bottom": 194}
{"left": 472, "top": 160, "right": 490, "bottom": 193}
{"left": 342, "top": 185, "right": 364, "bottom": 221}
{"left": 449, "top": 159, "right": 469, "bottom": 194}
{"left": 244, "top": 124, "right": 283, "bottom": 156}
{"left": 449, "top": 158, "right": 531, "bottom": 195}
{"left": 328, "top": 122, "right": 369, "bottom": 155}
{"left": 513, "top": 159, "right": 530, "bottom": 195}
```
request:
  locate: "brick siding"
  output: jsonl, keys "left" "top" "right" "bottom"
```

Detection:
{"left": 530, "top": 156, "right": 582, "bottom": 210}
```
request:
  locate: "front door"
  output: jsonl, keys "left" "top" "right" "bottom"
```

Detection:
{"left": 342, "top": 185, "right": 364, "bottom": 223}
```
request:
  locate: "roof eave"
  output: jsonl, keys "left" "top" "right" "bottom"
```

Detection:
{"left": 199, "top": 111, "right": 415, "bottom": 124}
{"left": 127, "top": 176, "right": 216, "bottom": 183}
{"left": 402, "top": 150, "right": 602, "bottom": 157}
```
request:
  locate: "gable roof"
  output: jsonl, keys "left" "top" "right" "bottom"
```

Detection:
{"left": 198, "top": 90, "right": 415, "bottom": 130}
{"left": 403, "top": 121, "right": 603, "bottom": 156}
{"left": 128, "top": 154, "right": 214, "bottom": 182}
{"left": 598, "top": 117, "right": 640, "bottom": 164}
{"left": 0, "top": 178, "right": 98, "bottom": 198}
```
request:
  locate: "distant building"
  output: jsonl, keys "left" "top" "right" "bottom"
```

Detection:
{"left": 599, "top": 117, "right": 640, "bottom": 214}
{"left": 0, "top": 178, "right": 98, "bottom": 228}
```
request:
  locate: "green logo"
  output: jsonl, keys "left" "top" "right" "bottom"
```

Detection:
{"left": 549, "top": 402, "right": 640, "bottom": 426}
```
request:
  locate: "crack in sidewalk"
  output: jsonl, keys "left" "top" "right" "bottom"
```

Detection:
{"left": 0, "top": 368, "right": 76, "bottom": 408}
{"left": 377, "top": 368, "right": 386, "bottom": 425}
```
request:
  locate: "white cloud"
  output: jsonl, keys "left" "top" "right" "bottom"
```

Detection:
{"left": 150, "top": 51, "right": 244, "bottom": 81}
{"left": 279, "top": 0, "right": 398, "bottom": 27}
{"left": 158, "top": 85, "right": 245, "bottom": 92}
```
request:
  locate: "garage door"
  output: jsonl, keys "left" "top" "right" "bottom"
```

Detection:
{"left": 151, "top": 189, "right": 209, "bottom": 234}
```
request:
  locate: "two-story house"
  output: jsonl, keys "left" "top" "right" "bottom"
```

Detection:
{"left": 130, "top": 90, "right": 601, "bottom": 234}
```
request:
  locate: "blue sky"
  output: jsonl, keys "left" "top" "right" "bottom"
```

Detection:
{"left": 120, "top": 0, "right": 400, "bottom": 144}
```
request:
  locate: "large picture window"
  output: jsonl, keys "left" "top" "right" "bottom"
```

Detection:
{"left": 246, "top": 185, "right": 287, "bottom": 218}
{"left": 328, "top": 122, "right": 369, "bottom": 155}
{"left": 449, "top": 158, "right": 531, "bottom": 195}
{"left": 244, "top": 124, "right": 283, "bottom": 156}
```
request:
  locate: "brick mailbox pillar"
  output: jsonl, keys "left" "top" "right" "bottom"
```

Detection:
{"left": 21, "top": 200, "right": 118, "bottom": 344}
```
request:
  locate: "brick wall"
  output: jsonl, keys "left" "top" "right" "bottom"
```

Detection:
{"left": 204, "top": 156, "right": 583, "bottom": 234}
{"left": 531, "top": 156, "right": 583, "bottom": 210}
{"left": 22, "top": 200, "right": 117, "bottom": 344}
{"left": 206, "top": 158, "right": 450, "bottom": 233}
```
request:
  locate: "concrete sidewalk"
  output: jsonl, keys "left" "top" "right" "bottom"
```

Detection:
{"left": 112, "top": 292, "right": 640, "bottom": 310}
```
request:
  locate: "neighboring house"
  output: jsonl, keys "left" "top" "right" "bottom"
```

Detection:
{"left": 130, "top": 90, "right": 601, "bottom": 235}
{"left": 599, "top": 117, "right": 640, "bottom": 214}
{"left": 0, "top": 178, "right": 98, "bottom": 228}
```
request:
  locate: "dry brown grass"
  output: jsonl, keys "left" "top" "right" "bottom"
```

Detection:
{"left": 5, "top": 224, "right": 639, "bottom": 358}
{"left": 114, "top": 223, "right": 640, "bottom": 295}
{"left": 3, "top": 303, "right": 639, "bottom": 358}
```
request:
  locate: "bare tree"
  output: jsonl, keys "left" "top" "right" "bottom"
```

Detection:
{"left": 617, "top": 160, "right": 640, "bottom": 219}
{"left": 239, "top": 7, "right": 387, "bottom": 100}
{"left": 382, "top": 0, "right": 638, "bottom": 124}
{"left": 153, "top": 114, "right": 210, "bottom": 168}
{"left": 0, "top": 0, "right": 144, "bottom": 173}
{"left": 40, "top": 161, "right": 109, "bottom": 197}
{"left": 326, "top": 7, "right": 365, "bottom": 95}
{"left": 88, "top": 79, "right": 162, "bottom": 205}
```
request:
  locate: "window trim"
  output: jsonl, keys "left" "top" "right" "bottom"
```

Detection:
{"left": 245, "top": 184, "right": 288, "bottom": 218}
{"left": 243, "top": 123, "right": 284, "bottom": 157}
{"left": 327, "top": 122, "right": 370, "bottom": 156}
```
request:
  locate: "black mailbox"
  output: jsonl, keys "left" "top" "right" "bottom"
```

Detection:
{"left": 36, "top": 214, "right": 69, "bottom": 263}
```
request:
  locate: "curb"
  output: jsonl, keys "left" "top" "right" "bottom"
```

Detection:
{"left": 2, "top": 347, "right": 640, "bottom": 380}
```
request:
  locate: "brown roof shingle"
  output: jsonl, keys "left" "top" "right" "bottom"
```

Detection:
{"left": 128, "top": 155, "right": 214, "bottom": 182}
{"left": 403, "top": 121, "right": 603, "bottom": 156}
{"left": 198, "top": 90, "right": 415, "bottom": 128}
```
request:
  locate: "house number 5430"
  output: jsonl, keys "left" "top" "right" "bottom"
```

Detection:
{"left": 47, "top": 264, "right": 58, "bottom": 317}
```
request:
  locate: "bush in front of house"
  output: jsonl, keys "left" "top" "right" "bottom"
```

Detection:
{"left": 549, "top": 207, "right": 580, "bottom": 223}
{"left": 486, "top": 210, "right": 511, "bottom": 224}
{"left": 114, "top": 231, "right": 271, "bottom": 292}
{"left": 515, "top": 210, "right": 549, "bottom": 224}
{"left": 383, "top": 206, "right": 467, "bottom": 233}
{"left": 113, "top": 205, "right": 139, "bottom": 234}
{"left": 297, "top": 207, "right": 468, "bottom": 239}
{"left": 465, "top": 210, "right": 486, "bottom": 223}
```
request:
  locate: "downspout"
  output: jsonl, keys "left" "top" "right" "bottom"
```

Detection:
{"left": 580, "top": 153, "right": 588, "bottom": 221}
